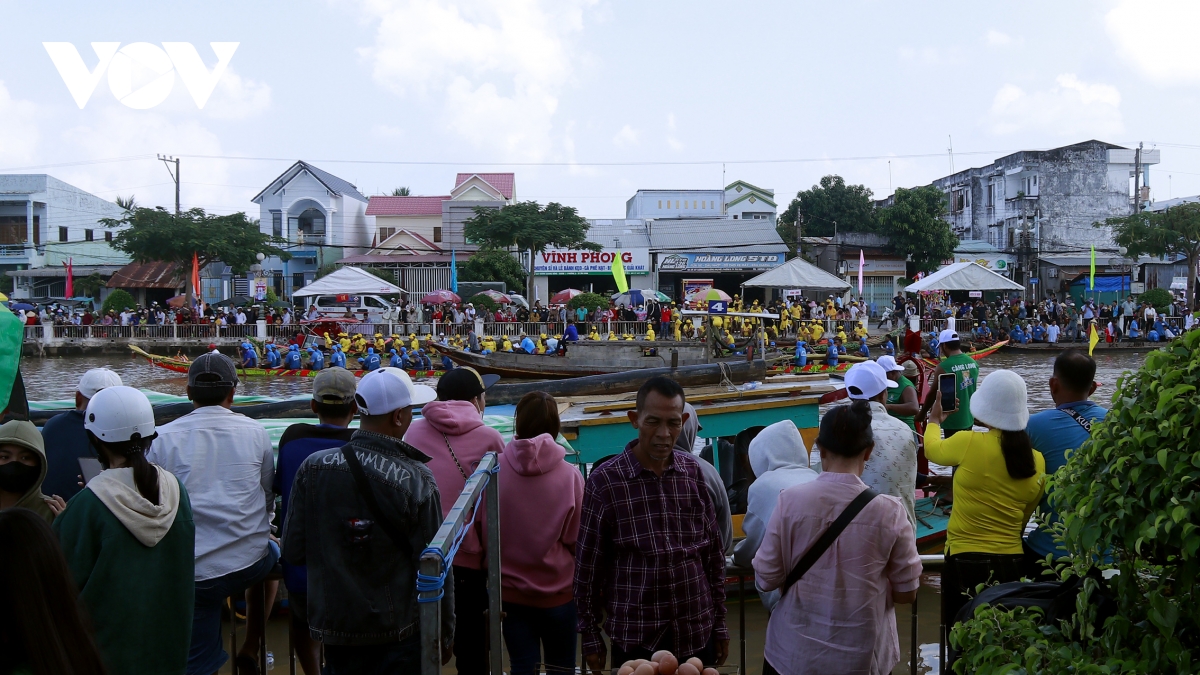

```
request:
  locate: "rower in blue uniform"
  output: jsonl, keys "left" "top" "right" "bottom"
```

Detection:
{"left": 389, "top": 348, "right": 404, "bottom": 368}
{"left": 329, "top": 343, "right": 347, "bottom": 368}
{"left": 265, "top": 343, "right": 282, "bottom": 368}
{"left": 358, "top": 347, "right": 382, "bottom": 371}
{"left": 283, "top": 344, "right": 303, "bottom": 369}
{"left": 306, "top": 346, "right": 325, "bottom": 370}
{"left": 239, "top": 342, "right": 257, "bottom": 368}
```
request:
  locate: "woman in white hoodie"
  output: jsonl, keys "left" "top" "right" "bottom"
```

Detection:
{"left": 53, "top": 386, "right": 196, "bottom": 675}
{"left": 731, "top": 420, "right": 818, "bottom": 611}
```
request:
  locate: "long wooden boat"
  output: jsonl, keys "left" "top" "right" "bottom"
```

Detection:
{"left": 1001, "top": 339, "right": 1162, "bottom": 351}
{"left": 130, "top": 345, "right": 438, "bottom": 379}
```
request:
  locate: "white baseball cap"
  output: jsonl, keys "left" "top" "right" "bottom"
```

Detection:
{"left": 937, "top": 329, "right": 960, "bottom": 344}
{"left": 354, "top": 367, "right": 436, "bottom": 416}
{"left": 844, "top": 361, "right": 898, "bottom": 400}
{"left": 875, "top": 355, "right": 905, "bottom": 373}
{"left": 78, "top": 368, "right": 123, "bottom": 399}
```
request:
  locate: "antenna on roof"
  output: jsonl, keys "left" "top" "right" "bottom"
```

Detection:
{"left": 948, "top": 135, "right": 955, "bottom": 174}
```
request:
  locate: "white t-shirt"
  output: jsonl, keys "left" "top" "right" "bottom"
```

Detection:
{"left": 1046, "top": 324, "right": 1060, "bottom": 342}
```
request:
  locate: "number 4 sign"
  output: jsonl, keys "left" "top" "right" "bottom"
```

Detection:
{"left": 708, "top": 300, "right": 727, "bottom": 314}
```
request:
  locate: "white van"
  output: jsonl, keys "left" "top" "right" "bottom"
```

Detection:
{"left": 307, "top": 294, "right": 399, "bottom": 323}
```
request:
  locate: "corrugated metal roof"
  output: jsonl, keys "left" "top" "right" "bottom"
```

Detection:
{"left": 454, "top": 173, "right": 515, "bottom": 199}
{"left": 586, "top": 219, "right": 651, "bottom": 248}
{"left": 648, "top": 218, "right": 785, "bottom": 253}
{"left": 366, "top": 195, "right": 450, "bottom": 216}
{"left": 106, "top": 261, "right": 181, "bottom": 289}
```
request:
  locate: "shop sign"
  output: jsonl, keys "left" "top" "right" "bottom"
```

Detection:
{"left": 658, "top": 251, "right": 784, "bottom": 271}
{"left": 841, "top": 258, "right": 906, "bottom": 275}
{"left": 951, "top": 254, "right": 1013, "bottom": 271}
{"left": 968, "top": 291, "right": 982, "bottom": 298}
{"left": 534, "top": 247, "right": 650, "bottom": 275}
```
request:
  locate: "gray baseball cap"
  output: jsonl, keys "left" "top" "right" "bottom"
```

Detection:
{"left": 313, "top": 367, "right": 358, "bottom": 404}
{"left": 187, "top": 352, "right": 239, "bottom": 388}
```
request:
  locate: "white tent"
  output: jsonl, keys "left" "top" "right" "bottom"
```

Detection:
{"left": 741, "top": 256, "right": 852, "bottom": 293}
{"left": 905, "top": 262, "right": 1023, "bottom": 292}
{"left": 292, "top": 266, "right": 406, "bottom": 297}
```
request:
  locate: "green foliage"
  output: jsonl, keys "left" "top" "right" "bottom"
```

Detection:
{"left": 391, "top": 186, "right": 411, "bottom": 196}
{"left": 464, "top": 201, "right": 600, "bottom": 255}
{"left": 777, "top": 175, "right": 877, "bottom": 256}
{"left": 74, "top": 273, "right": 106, "bottom": 298}
{"left": 100, "top": 289, "right": 136, "bottom": 315}
{"left": 1100, "top": 202, "right": 1200, "bottom": 309}
{"left": 459, "top": 249, "right": 526, "bottom": 293}
{"left": 264, "top": 287, "right": 279, "bottom": 305}
{"left": 467, "top": 293, "right": 499, "bottom": 313}
{"left": 956, "top": 328, "right": 1200, "bottom": 673}
{"left": 1139, "top": 287, "right": 1174, "bottom": 313}
{"left": 103, "top": 204, "right": 290, "bottom": 276}
{"left": 877, "top": 185, "right": 957, "bottom": 274}
{"left": 566, "top": 292, "right": 608, "bottom": 312}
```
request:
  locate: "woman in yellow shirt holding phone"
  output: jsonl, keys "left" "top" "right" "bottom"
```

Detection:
{"left": 925, "top": 369, "right": 1045, "bottom": 635}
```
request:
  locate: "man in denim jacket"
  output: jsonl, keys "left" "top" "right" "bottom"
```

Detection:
{"left": 283, "top": 367, "right": 454, "bottom": 674}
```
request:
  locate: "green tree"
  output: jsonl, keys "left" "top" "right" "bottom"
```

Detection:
{"left": 391, "top": 187, "right": 411, "bottom": 196}
{"left": 877, "top": 185, "right": 956, "bottom": 274}
{"left": 463, "top": 201, "right": 600, "bottom": 294}
{"left": 1100, "top": 202, "right": 1200, "bottom": 310}
{"left": 100, "top": 289, "right": 136, "bottom": 315}
{"left": 566, "top": 292, "right": 609, "bottom": 313}
{"left": 102, "top": 200, "right": 290, "bottom": 307}
{"left": 777, "top": 175, "right": 877, "bottom": 255}
{"left": 466, "top": 293, "right": 499, "bottom": 314}
{"left": 74, "top": 272, "right": 106, "bottom": 298}
{"left": 1139, "top": 287, "right": 1173, "bottom": 313}
{"left": 458, "top": 249, "right": 526, "bottom": 293}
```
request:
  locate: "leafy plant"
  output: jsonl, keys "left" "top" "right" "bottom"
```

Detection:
{"left": 74, "top": 272, "right": 106, "bottom": 298}
{"left": 567, "top": 292, "right": 609, "bottom": 313}
{"left": 954, "top": 327, "right": 1200, "bottom": 673}
{"left": 100, "top": 289, "right": 136, "bottom": 315}
{"left": 1100, "top": 202, "right": 1200, "bottom": 312}
{"left": 1139, "top": 287, "right": 1174, "bottom": 313}
{"left": 467, "top": 294, "right": 499, "bottom": 314}
{"left": 463, "top": 201, "right": 600, "bottom": 294}
{"left": 459, "top": 248, "right": 526, "bottom": 293}
{"left": 877, "top": 185, "right": 958, "bottom": 274}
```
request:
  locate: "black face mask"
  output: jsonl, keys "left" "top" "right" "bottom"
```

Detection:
{"left": 0, "top": 461, "right": 40, "bottom": 495}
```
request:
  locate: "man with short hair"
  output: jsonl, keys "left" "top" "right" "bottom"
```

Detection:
{"left": 575, "top": 376, "right": 729, "bottom": 673}
{"left": 283, "top": 368, "right": 452, "bottom": 674}
{"left": 40, "top": 368, "right": 122, "bottom": 500}
{"left": 918, "top": 329, "right": 979, "bottom": 437}
{"left": 275, "top": 368, "right": 359, "bottom": 675}
{"left": 1023, "top": 350, "right": 1107, "bottom": 569}
{"left": 147, "top": 353, "right": 277, "bottom": 675}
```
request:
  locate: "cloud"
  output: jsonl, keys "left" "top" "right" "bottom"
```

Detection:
{"left": 202, "top": 68, "right": 272, "bottom": 119}
{"left": 986, "top": 74, "right": 1123, "bottom": 137}
{"left": 1107, "top": 0, "right": 1200, "bottom": 84}
{"left": 666, "top": 113, "right": 683, "bottom": 151}
{"left": 612, "top": 124, "right": 638, "bottom": 147}
{"left": 985, "top": 30, "right": 1012, "bottom": 46}
{"left": 0, "top": 81, "right": 39, "bottom": 163}
{"left": 357, "top": 0, "right": 594, "bottom": 159}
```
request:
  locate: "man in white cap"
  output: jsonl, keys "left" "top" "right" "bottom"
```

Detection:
{"left": 917, "top": 329, "right": 979, "bottom": 437}
{"left": 877, "top": 355, "right": 918, "bottom": 432}
{"left": 813, "top": 361, "right": 918, "bottom": 530}
{"left": 39, "top": 368, "right": 123, "bottom": 500}
{"left": 283, "top": 367, "right": 453, "bottom": 673}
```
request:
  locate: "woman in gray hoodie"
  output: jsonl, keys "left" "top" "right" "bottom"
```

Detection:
{"left": 674, "top": 403, "right": 733, "bottom": 553}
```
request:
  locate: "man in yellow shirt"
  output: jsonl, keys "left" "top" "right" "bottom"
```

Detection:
{"left": 810, "top": 322, "right": 824, "bottom": 343}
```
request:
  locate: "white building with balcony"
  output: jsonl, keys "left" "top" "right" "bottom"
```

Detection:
{"left": 251, "top": 160, "right": 370, "bottom": 297}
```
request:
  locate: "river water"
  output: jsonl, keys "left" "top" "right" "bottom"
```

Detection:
{"left": 20, "top": 348, "right": 1150, "bottom": 674}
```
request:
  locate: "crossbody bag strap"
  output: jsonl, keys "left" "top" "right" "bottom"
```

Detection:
{"left": 782, "top": 488, "right": 878, "bottom": 593}
{"left": 441, "top": 433, "right": 469, "bottom": 481}
{"left": 341, "top": 447, "right": 414, "bottom": 562}
{"left": 1060, "top": 406, "right": 1093, "bottom": 433}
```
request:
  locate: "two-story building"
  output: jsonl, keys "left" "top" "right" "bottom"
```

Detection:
{"left": 251, "top": 160, "right": 370, "bottom": 297}
{"left": 723, "top": 180, "right": 777, "bottom": 222}
{"left": 1, "top": 174, "right": 128, "bottom": 301}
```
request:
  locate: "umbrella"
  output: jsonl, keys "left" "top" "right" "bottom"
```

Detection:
{"left": 507, "top": 293, "right": 529, "bottom": 308}
{"left": 166, "top": 295, "right": 187, "bottom": 308}
{"left": 213, "top": 296, "right": 253, "bottom": 308}
{"left": 550, "top": 288, "right": 584, "bottom": 304}
{"left": 476, "top": 289, "right": 511, "bottom": 304}
{"left": 612, "top": 289, "right": 670, "bottom": 306}
{"left": 8, "top": 302, "right": 36, "bottom": 312}
{"left": 685, "top": 287, "right": 732, "bottom": 303}
{"left": 422, "top": 289, "right": 461, "bottom": 304}
{"left": 0, "top": 291, "right": 6, "bottom": 302}
{"left": 270, "top": 300, "right": 293, "bottom": 309}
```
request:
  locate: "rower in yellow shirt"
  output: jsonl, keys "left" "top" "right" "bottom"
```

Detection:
{"left": 644, "top": 326, "right": 656, "bottom": 341}
{"left": 673, "top": 320, "right": 682, "bottom": 341}
{"left": 338, "top": 332, "right": 351, "bottom": 353}
{"left": 607, "top": 330, "right": 618, "bottom": 341}
{"left": 409, "top": 334, "right": 419, "bottom": 351}
{"left": 501, "top": 336, "right": 513, "bottom": 352}
{"left": 853, "top": 323, "right": 868, "bottom": 340}
{"left": 810, "top": 321, "right": 825, "bottom": 342}
{"left": 588, "top": 326, "right": 601, "bottom": 340}
{"left": 836, "top": 327, "right": 848, "bottom": 344}
{"left": 324, "top": 331, "right": 335, "bottom": 348}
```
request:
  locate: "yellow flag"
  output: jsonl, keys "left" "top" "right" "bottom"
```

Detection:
{"left": 1088, "top": 323, "right": 1099, "bottom": 356}
{"left": 612, "top": 250, "right": 629, "bottom": 293}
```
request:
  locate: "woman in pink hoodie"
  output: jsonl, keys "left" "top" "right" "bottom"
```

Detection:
{"left": 403, "top": 367, "right": 505, "bottom": 675}
{"left": 496, "top": 392, "right": 584, "bottom": 675}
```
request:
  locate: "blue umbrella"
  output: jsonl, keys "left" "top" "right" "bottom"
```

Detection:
{"left": 8, "top": 302, "right": 35, "bottom": 312}
{"left": 611, "top": 289, "right": 670, "bottom": 305}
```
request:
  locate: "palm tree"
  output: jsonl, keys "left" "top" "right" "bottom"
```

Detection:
{"left": 391, "top": 187, "right": 411, "bottom": 196}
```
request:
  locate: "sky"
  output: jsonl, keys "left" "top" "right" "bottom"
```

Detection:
{"left": 2, "top": 0, "right": 1200, "bottom": 221}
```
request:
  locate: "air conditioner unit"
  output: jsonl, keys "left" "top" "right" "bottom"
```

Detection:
{"left": 1048, "top": 268, "right": 1058, "bottom": 278}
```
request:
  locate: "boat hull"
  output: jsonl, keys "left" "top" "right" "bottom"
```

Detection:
{"left": 130, "top": 346, "right": 437, "bottom": 379}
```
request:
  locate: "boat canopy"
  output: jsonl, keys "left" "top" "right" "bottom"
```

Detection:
{"left": 293, "top": 266, "right": 406, "bottom": 297}
{"left": 906, "top": 262, "right": 1023, "bottom": 293}
{"left": 741, "top": 256, "right": 851, "bottom": 293}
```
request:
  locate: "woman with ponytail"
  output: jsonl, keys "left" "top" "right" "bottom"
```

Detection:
{"left": 924, "top": 369, "right": 1046, "bottom": 638}
{"left": 753, "top": 400, "right": 922, "bottom": 675}
{"left": 52, "top": 386, "right": 196, "bottom": 675}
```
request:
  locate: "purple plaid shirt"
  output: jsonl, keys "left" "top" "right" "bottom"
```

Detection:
{"left": 574, "top": 442, "right": 728, "bottom": 657}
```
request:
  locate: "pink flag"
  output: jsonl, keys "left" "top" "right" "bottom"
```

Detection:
{"left": 64, "top": 258, "right": 74, "bottom": 298}
{"left": 857, "top": 249, "right": 865, "bottom": 296}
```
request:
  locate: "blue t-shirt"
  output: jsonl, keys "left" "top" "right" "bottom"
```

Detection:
{"left": 275, "top": 423, "right": 356, "bottom": 594}
{"left": 564, "top": 324, "right": 579, "bottom": 342}
{"left": 1024, "top": 400, "right": 1107, "bottom": 558}
{"left": 521, "top": 337, "right": 536, "bottom": 354}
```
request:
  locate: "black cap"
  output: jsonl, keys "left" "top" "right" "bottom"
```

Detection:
{"left": 436, "top": 367, "right": 499, "bottom": 402}
{"left": 187, "top": 352, "right": 239, "bottom": 388}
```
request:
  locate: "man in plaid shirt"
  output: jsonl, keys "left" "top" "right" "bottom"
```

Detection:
{"left": 575, "top": 376, "right": 729, "bottom": 673}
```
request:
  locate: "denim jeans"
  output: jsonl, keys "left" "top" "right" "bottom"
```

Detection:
{"left": 188, "top": 541, "right": 280, "bottom": 675}
{"left": 501, "top": 600, "right": 577, "bottom": 675}
{"left": 323, "top": 633, "right": 421, "bottom": 675}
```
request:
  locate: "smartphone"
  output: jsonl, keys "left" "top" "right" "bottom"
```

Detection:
{"left": 78, "top": 457, "right": 103, "bottom": 484}
{"left": 938, "top": 373, "right": 958, "bottom": 413}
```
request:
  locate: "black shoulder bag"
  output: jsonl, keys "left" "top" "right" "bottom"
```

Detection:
{"left": 782, "top": 488, "right": 878, "bottom": 592}
{"left": 341, "top": 447, "right": 414, "bottom": 561}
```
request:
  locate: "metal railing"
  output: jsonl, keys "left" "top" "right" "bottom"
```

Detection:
{"left": 23, "top": 325, "right": 43, "bottom": 340}
{"left": 418, "top": 452, "right": 501, "bottom": 675}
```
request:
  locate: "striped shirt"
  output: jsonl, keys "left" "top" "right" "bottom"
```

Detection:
{"left": 574, "top": 443, "right": 728, "bottom": 656}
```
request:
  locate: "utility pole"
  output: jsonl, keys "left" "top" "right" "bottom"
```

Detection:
{"left": 1134, "top": 142, "right": 1142, "bottom": 213}
{"left": 158, "top": 154, "right": 180, "bottom": 215}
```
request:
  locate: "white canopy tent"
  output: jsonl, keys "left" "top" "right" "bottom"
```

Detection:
{"left": 292, "top": 265, "right": 406, "bottom": 297}
{"left": 905, "top": 262, "right": 1023, "bottom": 293}
{"left": 741, "top": 256, "right": 852, "bottom": 293}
